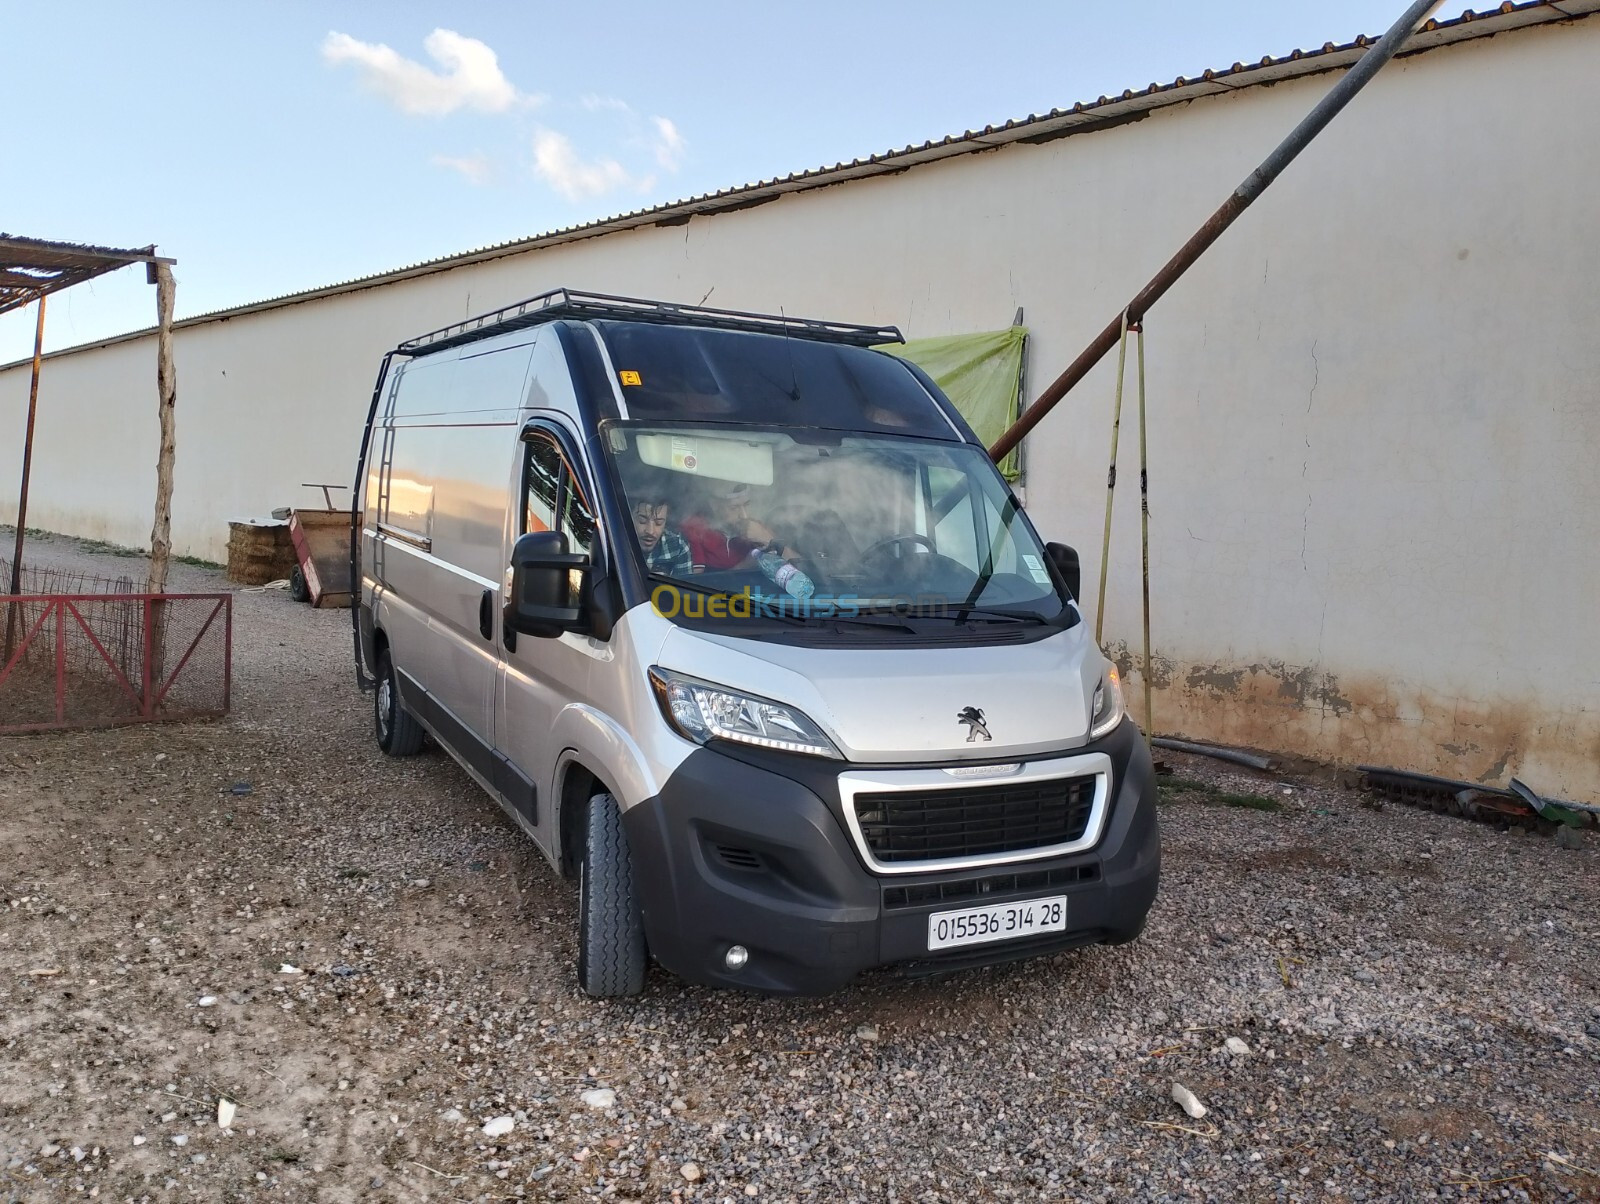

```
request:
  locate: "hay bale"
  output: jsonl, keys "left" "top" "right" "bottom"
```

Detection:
{"left": 227, "top": 520, "right": 297, "bottom": 585}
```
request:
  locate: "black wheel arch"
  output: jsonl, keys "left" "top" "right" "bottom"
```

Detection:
{"left": 558, "top": 758, "right": 620, "bottom": 880}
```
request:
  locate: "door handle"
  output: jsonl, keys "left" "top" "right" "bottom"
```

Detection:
{"left": 479, "top": 589, "right": 494, "bottom": 641}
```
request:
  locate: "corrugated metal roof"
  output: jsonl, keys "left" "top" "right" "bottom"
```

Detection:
{"left": 0, "top": 235, "right": 162, "bottom": 319}
{"left": 9, "top": 0, "right": 1597, "bottom": 368}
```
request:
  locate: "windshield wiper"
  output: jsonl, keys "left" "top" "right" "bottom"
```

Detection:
{"left": 848, "top": 602, "right": 1048, "bottom": 625}
{"left": 950, "top": 605, "right": 1050, "bottom": 625}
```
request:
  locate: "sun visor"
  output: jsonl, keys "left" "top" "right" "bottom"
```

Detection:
{"left": 635, "top": 432, "right": 774, "bottom": 486}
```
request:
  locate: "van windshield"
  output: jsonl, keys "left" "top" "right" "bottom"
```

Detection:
{"left": 605, "top": 424, "right": 1067, "bottom": 623}
{"left": 592, "top": 320, "right": 957, "bottom": 438}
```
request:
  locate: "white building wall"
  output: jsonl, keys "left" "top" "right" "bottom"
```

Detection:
{"left": 4, "top": 19, "right": 1597, "bottom": 797}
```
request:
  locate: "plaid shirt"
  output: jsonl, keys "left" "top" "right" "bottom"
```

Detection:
{"left": 644, "top": 528, "right": 694, "bottom": 576}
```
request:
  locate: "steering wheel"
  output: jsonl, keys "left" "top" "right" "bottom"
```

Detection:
{"left": 857, "top": 533, "right": 936, "bottom": 562}
{"left": 856, "top": 533, "right": 977, "bottom": 597}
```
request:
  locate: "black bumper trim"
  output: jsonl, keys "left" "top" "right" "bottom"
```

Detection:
{"left": 623, "top": 718, "right": 1160, "bottom": 995}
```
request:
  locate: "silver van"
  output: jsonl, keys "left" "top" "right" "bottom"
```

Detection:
{"left": 353, "top": 289, "right": 1160, "bottom": 997}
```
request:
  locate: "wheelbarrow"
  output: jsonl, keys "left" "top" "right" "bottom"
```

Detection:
{"left": 287, "top": 483, "right": 359, "bottom": 609}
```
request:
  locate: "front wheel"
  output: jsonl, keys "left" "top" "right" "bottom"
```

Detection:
{"left": 374, "top": 648, "right": 425, "bottom": 757}
{"left": 288, "top": 565, "right": 309, "bottom": 603}
{"left": 577, "top": 792, "right": 646, "bottom": 997}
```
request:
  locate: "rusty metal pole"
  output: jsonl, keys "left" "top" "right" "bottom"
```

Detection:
{"left": 1094, "top": 312, "right": 1131, "bottom": 646}
{"left": 1135, "top": 322, "right": 1153, "bottom": 747}
{"left": 5, "top": 295, "right": 48, "bottom": 660}
{"left": 989, "top": 0, "right": 1445, "bottom": 463}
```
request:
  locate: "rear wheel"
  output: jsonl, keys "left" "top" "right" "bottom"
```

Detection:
{"left": 577, "top": 792, "right": 646, "bottom": 997}
{"left": 288, "top": 565, "right": 310, "bottom": 603}
{"left": 375, "top": 647, "right": 424, "bottom": 756}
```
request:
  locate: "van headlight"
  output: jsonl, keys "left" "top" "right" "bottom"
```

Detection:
{"left": 648, "top": 668, "right": 841, "bottom": 759}
{"left": 1089, "top": 664, "right": 1126, "bottom": 740}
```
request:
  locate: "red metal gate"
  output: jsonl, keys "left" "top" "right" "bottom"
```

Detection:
{"left": 0, "top": 592, "right": 232, "bottom": 732}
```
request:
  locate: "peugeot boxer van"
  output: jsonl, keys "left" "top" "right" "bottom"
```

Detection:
{"left": 353, "top": 289, "right": 1160, "bottom": 997}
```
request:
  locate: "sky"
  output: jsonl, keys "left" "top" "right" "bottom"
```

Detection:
{"left": 1, "top": 0, "right": 1414, "bottom": 364}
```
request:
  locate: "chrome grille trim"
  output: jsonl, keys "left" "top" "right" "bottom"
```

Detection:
{"left": 837, "top": 752, "right": 1112, "bottom": 876}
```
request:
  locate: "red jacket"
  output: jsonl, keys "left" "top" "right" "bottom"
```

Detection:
{"left": 680, "top": 514, "right": 761, "bottom": 571}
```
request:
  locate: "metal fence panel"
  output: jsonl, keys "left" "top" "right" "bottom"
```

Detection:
{"left": 0, "top": 592, "right": 232, "bottom": 732}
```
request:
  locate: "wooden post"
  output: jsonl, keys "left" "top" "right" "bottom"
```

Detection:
{"left": 147, "top": 262, "right": 177, "bottom": 595}
{"left": 145, "top": 261, "right": 177, "bottom": 706}
{"left": 4, "top": 295, "right": 47, "bottom": 661}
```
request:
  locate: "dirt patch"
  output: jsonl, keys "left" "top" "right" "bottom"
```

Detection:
{"left": 1, "top": 534, "right": 1597, "bottom": 1202}
{"left": 1243, "top": 844, "right": 1356, "bottom": 874}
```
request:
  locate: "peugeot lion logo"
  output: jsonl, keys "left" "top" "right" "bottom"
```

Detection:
{"left": 957, "top": 706, "right": 992, "bottom": 743}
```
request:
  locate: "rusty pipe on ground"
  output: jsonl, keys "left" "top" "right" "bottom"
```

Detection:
{"left": 989, "top": 0, "right": 1445, "bottom": 463}
{"left": 1152, "top": 737, "right": 1277, "bottom": 772}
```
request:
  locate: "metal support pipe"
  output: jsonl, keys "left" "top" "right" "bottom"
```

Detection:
{"left": 989, "top": 0, "right": 1445, "bottom": 463}
{"left": 4, "top": 295, "right": 47, "bottom": 660}
{"left": 1135, "top": 323, "right": 1153, "bottom": 748}
{"left": 1094, "top": 312, "right": 1131, "bottom": 645}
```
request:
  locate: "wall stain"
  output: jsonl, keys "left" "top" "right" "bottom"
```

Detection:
{"left": 1185, "top": 664, "right": 1245, "bottom": 696}
{"left": 1105, "top": 640, "right": 1175, "bottom": 690}
{"left": 1476, "top": 748, "right": 1512, "bottom": 786}
{"left": 1118, "top": 656, "right": 1598, "bottom": 802}
{"left": 1260, "top": 661, "right": 1353, "bottom": 715}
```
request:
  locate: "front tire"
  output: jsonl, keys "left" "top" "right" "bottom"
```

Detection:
{"left": 374, "top": 648, "right": 425, "bottom": 757}
{"left": 577, "top": 792, "right": 646, "bottom": 998}
{"left": 288, "top": 565, "right": 310, "bottom": 603}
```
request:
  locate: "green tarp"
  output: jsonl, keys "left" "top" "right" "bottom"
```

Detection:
{"left": 877, "top": 326, "right": 1027, "bottom": 480}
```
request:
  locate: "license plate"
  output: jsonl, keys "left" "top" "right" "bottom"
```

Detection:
{"left": 927, "top": 895, "right": 1068, "bottom": 951}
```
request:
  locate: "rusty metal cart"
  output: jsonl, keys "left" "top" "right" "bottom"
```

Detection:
{"left": 288, "top": 484, "right": 358, "bottom": 608}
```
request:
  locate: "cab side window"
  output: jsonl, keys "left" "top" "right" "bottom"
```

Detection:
{"left": 523, "top": 432, "right": 596, "bottom": 561}
{"left": 560, "top": 473, "right": 597, "bottom": 557}
{"left": 524, "top": 438, "right": 561, "bottom": 537}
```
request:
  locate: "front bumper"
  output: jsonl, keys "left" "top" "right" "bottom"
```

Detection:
{"left": 623, "top": 718, "right": 1161, "bottom": 995}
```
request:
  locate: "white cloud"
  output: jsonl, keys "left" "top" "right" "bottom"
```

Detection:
{"left": 580, "top": 94, "right": 634, "bottom": 114}
{"left": 531, "top": 129, "right": 643, "bottom": 200}
{"left": 432, "top": 153, "right": 494, "bottom": 185}
{"left": 651, "top": 116, "right": 686, "bottom": 171}
{"left": 322, "top": 28, "right": 525, "bottom": 116}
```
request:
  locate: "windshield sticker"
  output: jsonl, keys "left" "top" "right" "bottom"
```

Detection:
{"left": 671, "top": 436, "right": 698, "bottom": 472}
{"left": 1022, "top": 554, "right": 1051, "bottom": 585}
{"left": 619, "top": 370, "right": 643, "bottom": 386}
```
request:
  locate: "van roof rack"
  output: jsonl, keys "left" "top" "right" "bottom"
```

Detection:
{"left": 396, "top": 288, "right": 904, "bottom": 356}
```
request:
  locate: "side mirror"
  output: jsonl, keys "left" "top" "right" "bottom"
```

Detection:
{"left": 1045, "top": 542, "right": 1080, "bottom": 600}
{"left": 505, "top": 531, "right": 589, "bottom": 639}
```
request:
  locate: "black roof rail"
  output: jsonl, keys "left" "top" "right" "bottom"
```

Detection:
{"left": 395, "top": 287, "right": 904, "bottom": 356}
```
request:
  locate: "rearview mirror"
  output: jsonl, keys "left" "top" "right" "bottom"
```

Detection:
{"left": 1045, "top": 542, "right": 1080, "bottom": 600}
{"left": 505, "top": 531, "right": 589, "bottom": 639}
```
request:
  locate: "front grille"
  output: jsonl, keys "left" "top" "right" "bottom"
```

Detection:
{"left": 854, "top": 774, "right": 1098, "bottom": 865}
{"left": 881, "top": 863, "right": 1099, "bottom": 910}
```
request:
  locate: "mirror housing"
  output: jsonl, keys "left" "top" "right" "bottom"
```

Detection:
{"left": 1045, "top": 542, "right": 1080, "bottom": 600}
{"left": 505, "top": 531, "right": 589, "bottom": 639}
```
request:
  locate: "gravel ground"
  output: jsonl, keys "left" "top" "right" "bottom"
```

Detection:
{"left": 2, "top": 532, "right": 1597, "bottom": 1203}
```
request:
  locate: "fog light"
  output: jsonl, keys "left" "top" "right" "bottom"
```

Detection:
{"left": 724, "top": 944, "right": 749, "bottom": 971}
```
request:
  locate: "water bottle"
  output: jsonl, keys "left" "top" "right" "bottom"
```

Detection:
{"left": 756, "top": 551, "right": 814, "bottom": 600}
